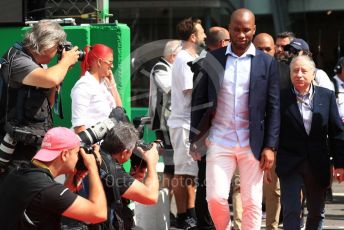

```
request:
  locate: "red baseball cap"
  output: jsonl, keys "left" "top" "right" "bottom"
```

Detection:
{"left": 33, "top": 127, "right": 80, "bottom": 162}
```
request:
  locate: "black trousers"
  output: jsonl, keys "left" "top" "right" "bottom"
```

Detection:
{"left": 196, "top": 156, "right": 215, "bottom": 230}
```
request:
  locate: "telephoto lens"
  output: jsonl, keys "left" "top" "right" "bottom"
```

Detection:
{"left": 0, "top": 133, "right": 17, "bottom": 170}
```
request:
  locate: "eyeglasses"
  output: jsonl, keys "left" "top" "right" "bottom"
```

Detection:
{"left": 101, "top": 59, "right": 113, "bottom": 66}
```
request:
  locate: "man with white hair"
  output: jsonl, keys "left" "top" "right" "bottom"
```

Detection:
{"left": 148, "top": 39, "right": 182, "bottom": 226}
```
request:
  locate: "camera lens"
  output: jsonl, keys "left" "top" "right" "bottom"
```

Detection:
{"left": 77, "top": 50, "right": 86, "bottom": 62}
{"left": 0, "top": 134, "right": 17, "bottom": 168}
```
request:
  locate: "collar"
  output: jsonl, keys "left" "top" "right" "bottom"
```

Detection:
{"left": 225, "top": 42, "right": 256, "bottom": 58}
{"left": 32, "top": 159, "right": 53, "bottom": 175}
{"left": 293, "top": 84, "right": 314, "bottom": 99}
{"left": 160, "top": 57, "right": 172, "bottom": 67}
{"left": 85, "top": 71, "right": 104, "bottom": 84}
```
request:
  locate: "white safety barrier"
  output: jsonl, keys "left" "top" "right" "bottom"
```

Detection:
{"left": 134, "top": 188, "right": 170, "bottom": 230}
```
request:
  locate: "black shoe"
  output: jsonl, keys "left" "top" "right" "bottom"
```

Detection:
{"left": 184, "top": 216, "right": 198, "bottom": 230}
{"left": 176, "top": 216, "right": 198, "bottom": 230}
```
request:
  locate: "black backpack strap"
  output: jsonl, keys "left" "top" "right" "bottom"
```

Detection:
{"left": 331, "top": 77, "right": 339, "bottom": 98}
{"left": 101, "top": 153, "right": 125, "bottom": 230}
{"left": 1, "top": 43, "right": 24, "bottom": 124}
{"left": 53, "top": 86, "right": 64, "bottom": 119}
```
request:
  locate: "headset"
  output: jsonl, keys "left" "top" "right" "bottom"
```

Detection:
{"left": 334, "top": 57, "right": 344, "bottom": 74}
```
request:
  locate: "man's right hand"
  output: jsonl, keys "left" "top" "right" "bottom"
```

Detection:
{"left": 61, "top": 46, "right": 80, "bottom": 66}
{"left": 79, "top": 144, "right": 101, "bottom": 172}
{"left": 140, "top": 143, "right": 159, "bottom": 166}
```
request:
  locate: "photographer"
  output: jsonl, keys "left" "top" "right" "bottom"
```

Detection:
{"left": 0, "top": 20, "right": 79, "bottom": 175}
{"left": 99, "top": 121, "right": 159, "bottom": 229}
{"left": 0, "top": 127, "right": 107, "bottom": 229}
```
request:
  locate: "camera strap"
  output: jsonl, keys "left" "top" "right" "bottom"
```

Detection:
{"left": 53, "top": 83, "right": 64, "bottom": 119}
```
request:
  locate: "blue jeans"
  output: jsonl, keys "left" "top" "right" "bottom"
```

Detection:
{"left": 280, "top": 161, "right": 326, "bottom": 230}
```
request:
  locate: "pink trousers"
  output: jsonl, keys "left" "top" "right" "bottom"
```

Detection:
{"left": 206, "top": 142, "right": 263, "bottom": 230}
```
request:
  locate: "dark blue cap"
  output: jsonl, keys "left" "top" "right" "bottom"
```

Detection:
{"left": 285, "top": 38, "right": 309, "bottom": 51}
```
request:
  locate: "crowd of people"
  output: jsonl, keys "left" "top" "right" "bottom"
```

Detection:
{"left": 0, "top": 6, "right": 344, "bottom": 230}
{"left": 150, "top": 8, "right": 344, "bottom": 230}
{"left": 0, "top": 20, "right": 160, "bottom": 230}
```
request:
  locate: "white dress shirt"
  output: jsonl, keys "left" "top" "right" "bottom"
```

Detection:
{"left": 294, "top": 85, "right": 314, "bottom": 135}
{"left": 208, "top": 43, "right": 256, "bottom": 147}
{"left": 71, "top": 71, "right": 116, "bottom": 128}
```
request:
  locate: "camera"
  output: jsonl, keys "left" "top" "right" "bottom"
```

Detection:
{"left": 75, "top": 107, "right": 129, "bottom": 171}
{"left": 75, "top": 117, "right": 117, "bottom": 171}
{"left": 131, "top": 116, "right": 163, "bottom": 169}
{"left": 75, "top": 144, "right": 96, "bottom": 171}
{"left": 57, "top": 41, "right": 85, "bottom": 62}
{"left": 0, "top": 123, "right": 44, "bottom": 170}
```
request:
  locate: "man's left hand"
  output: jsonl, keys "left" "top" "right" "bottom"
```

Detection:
{"left": 260, "top": 147, "right": 275, "bottom": 171}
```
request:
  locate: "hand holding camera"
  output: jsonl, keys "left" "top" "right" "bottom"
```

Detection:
{"left": 138, "top": 142, "right": 159, "bottom": 167}
{"left": 57, "top": 41, "right": 86, "bottom": 65}
{"left": 77, "top": 144, "right": 101, "bottom": 172}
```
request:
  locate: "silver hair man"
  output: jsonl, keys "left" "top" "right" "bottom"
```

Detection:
{"left": 23, "top": 20, "right": 66, "bottom": 55}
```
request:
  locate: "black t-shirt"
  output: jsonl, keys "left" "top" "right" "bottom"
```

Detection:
{"left": 26, "top": 183, "right": 78, "bottom": 229}
{"left": 0, "top": 167, "right": 77, "bottom": 230}
{"left": 101, "top": 156, "right": 135, "bottom": 203}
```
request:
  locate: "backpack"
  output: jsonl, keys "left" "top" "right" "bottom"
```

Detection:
{"left": 0, "top": 43, "right": 22, "bottom": 132}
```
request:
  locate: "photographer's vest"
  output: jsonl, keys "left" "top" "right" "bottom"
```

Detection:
{"left": 0, "top": 43, "right": 52, "bottom": 144}
{"left": 0, "top": 167, "right": 54, "bottom": 229}
{"left": 148, "top": 58, "right": 172, "bottom": 131}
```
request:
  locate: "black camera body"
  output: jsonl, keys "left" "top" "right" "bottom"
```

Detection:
{"left": 75, "top": 143, "right": 95, "bottom": 171}
{"left": 57, "top": 41, "right": 85, "bottom": 61}
{"left": 131, "top": 117, "right": 163, "bottom": 169}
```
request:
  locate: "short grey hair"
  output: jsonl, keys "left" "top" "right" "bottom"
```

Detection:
{"left": 163, "top": 40, "right": 182, "bottom": 57}
{"left": 23, "top": 20, "right": 66, "bottom": 55}
{"left": 101, "top": 121, "right": 139, "bottom": 155}
{"left": 290, "top": 55, "right": 316, "bottom": 73}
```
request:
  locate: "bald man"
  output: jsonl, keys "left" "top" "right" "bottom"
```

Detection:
{"left": 253, "top": 33, "right": 282, "bottom": 230}
{"left": 206, "top": 27, "right": 230, "bottom": 51}
{"left": 253, "top": 33, "right": 275, "bottom": 56}
{"left": 190, "top": 8, "right": 280, "bottom": 230}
